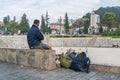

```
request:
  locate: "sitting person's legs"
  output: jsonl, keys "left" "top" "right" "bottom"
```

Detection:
{"left": 34, "top": 43, "right": 52, "bottom": 50}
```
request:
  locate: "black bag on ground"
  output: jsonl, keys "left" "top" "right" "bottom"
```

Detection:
{"left": 70, "top": 52, "right": 90, "bottom": 73}
{"left": 68, "top": 52, "right": 77, "bottom": 60}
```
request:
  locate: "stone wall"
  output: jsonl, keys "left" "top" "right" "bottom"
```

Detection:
{"left": 49, "top": 38, "right": 91, "bottom": 47}
{"left": 94, "top": 38, "right": 120, "bottom": 47}
{"left": 0, "top": 48, "right": 57, "bottom": 71}
{"left": 0, "top": 36, "right": 29, "bottom": 49}
{"left": 1, "top": 36, "right": 120, "bottom": 48}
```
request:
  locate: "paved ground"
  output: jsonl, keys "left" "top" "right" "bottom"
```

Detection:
{"left": 0, "top": 62, "right": 120, "bottom": 80}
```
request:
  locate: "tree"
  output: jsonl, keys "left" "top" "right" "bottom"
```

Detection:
{"left": 41, "top": 13, "right": 51, "bottom": 34}
{"left": 13, "top": 16, "right": 16, "bottom": 22}
{"left": 74, "top": 18, "right": 89, "bottom": 34}
{"left": 99, "top": 26, "right": 103, "bottom": 34}
{"left": 41, "top": 15, "right": 46, "bottom": 33}
{"left": 2, "top": 16, "right": 19, "bottom": 34}
{"left": 102, "top": 12, "right": 116, "bottom": 30}
{"left": 83, "top": 18, "right": 89, "bottom": 34}
{"left": 7, "top": 21, "right": 18, "bottom": 33}
{"left": 18, "top": 13, "right": 30, "bottom": 33}
{"left": 45, "top": 11, "right": 49, "bottom": 27}
{"left": 64, "top": 12, "right": 69, "bottom": 34}
{"left": 3, "top": 15, "right": 10, "bottom": 25}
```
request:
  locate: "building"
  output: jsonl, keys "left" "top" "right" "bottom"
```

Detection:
{"left": 88, "top": 11, "right": 100, "bottom": 34}
{"left": 49, "top": 23, "right": 65, "bottom": 34}
{"left": 0, "top": 22, "right": 4, "bottom": 28}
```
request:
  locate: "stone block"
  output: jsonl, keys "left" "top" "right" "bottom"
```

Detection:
{"left": 0, "top": 48, "right": 7, "bottom": 62}
{"left": 16, "top": 50, "right": 31, "bottom": 67}
{"left": 0, "top": 48, "right": 57, "bottom": 71}
{"left": 109, "top": 66, "right": 120, "bottom": 74}
{"left": 6, "top": 49, "right": 17, "bottom": 64}
{"left": 43, "top": 50, "right": 56, "bottom": 70}
{"left": 90, "top": 64, "right": 120, "bottom": 75}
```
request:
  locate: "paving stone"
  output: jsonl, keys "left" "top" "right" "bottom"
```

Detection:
{"left": 0, "top": 62, "right": 120, "bottom": 80}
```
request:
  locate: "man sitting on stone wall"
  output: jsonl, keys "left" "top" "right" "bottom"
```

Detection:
{"left": 27, "top": 19, "right": 51, "bottom": 50}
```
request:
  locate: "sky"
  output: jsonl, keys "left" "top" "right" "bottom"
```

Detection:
{"left": 0, "top": 0, "right": 120, "bottom": 25}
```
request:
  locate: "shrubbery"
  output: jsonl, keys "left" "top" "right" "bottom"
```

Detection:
{"left": 102, "top": 28, "right": 120, "bottom": 36}
{"left": 50, "top": 35, "right": 93, "bottom": 38}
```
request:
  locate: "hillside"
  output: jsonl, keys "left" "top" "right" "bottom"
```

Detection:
{"left": 83, "top": 6, "right": 120, "bottom": 26}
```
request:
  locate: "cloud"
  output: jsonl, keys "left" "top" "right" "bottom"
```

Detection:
{"left": 100, "top": 0, "right": 120, "bottom": 7}
{"left": 0, "top": 0, "right": 120, "bottom": 25}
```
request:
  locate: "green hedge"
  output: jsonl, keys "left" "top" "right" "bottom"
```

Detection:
{"left": 102, "top": 29, "right": 120, "bottom": 36}
{"left": 112, "top": 36, "right": 120, "bottom": 38}
{"left": 50, "top": 35, "right": 93, "bottom": 38}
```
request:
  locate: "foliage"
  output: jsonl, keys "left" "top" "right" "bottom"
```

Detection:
{"left": 18, "top": 13, "right": 30, "bottom": 33}
{"left": 41, "top": 15, "right": 46, "bottom": 33}
{"left": 83, "top": 6, "right": 120, "bottom": 34}
{"left": 2, "top": 13, "right": 30, "bottom": 34}
{"left": 64, "top": 13, "right": 69, "bottom": 34}
{"left": 96, "top": 6, "right": 120, "bottom": 25}
{"left": 99, "top": 26, "right": 103, "bottom": 34}
{"left": 3, "top": 16, "right": 19, "bottom": 33}
{"left": 83, "top": 18, "right": 89, "bottom": 34}
{"left": 73, "top": 18, "right": 89, "bottom": 34}
{"left": 50, "top": 35, "right": 93, "bottom": 38}
{"left": 102, "top": 28, "right": 120, "bottom": 36}
{"left": 102, "top": 12, "right": 116, "bottom": 30}
{"left": 45, "top": 11, "right": 49, "bottom": 27}
{"left": 3, "top": 16, "right": 10, "bottom": 25}
{"left": 41, "top": 12, "right": 51, "bottom": 34}
{"left": 6, "top": 21, "right": 18, "bottom": 33}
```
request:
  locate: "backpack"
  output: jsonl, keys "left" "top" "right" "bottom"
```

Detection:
{"left": 60, "top": 58, "right": 72, "bottom": 68}
{"left": 60, "top": 49, "right": 75, "bottom": 68}
{"left": 68, "top": 52, "right": 77, "bottom": 60}
{"left": 70, "top": 52, "right": 90, "bottom": 73}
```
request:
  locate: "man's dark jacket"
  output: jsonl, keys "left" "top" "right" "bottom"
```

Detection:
{"left": 27, "top": 25, "right": 44, "bottom": 49}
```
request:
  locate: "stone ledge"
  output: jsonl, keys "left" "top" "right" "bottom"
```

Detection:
{"left": 0, "top": 48, "right": 57, "bottom": 71}
{"left": 90, "top": 64, "right": 120, "bottom": 75}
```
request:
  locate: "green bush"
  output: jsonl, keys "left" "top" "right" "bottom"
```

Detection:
{"left": 50, "top": 35, "right": 93, "bottom": 38}
{"left": 102, "top": 28, "right": 120, "bottom": 36}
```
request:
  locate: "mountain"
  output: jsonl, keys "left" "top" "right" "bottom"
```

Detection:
{"left": 83, "top": 6, "right": 120, "bottom": 26}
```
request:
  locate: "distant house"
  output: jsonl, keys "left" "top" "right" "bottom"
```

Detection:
{"left": 69, "top": 26, "right": 84, "bottom": 35}
{"left": 0, "top": 22, "right": 4, "bottom": 28}
{"left": 99, "top": 23, "right": 117, "bottom": 32}
{"left": 49, "top": 23, "right": 65, "bottom": 34}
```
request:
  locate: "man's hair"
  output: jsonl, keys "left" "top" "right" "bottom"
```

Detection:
{"left": 34, "top": 19, "right": 40, "bottom": 24}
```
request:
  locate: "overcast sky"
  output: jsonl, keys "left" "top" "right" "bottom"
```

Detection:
{"left": 0, "top": 0, "right": 120, "bottom": 25}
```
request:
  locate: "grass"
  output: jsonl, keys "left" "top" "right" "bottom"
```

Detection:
{"left": 111, "top": 36, "right": 120, "bottom": 38}
{"left": 100, "top": 36, "right": 120, "bottom": 38}
{"left": 50, "top": 35, "right": 93, "bottom": 38}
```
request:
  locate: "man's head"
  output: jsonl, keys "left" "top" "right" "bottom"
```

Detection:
{"left": 33, "top": 19, "right": 40, "bottom": 27}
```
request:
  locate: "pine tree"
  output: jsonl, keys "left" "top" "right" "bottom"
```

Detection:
{"left": 64, "top": 13, "right": 69, "bottom": 34}
{"left": 13, "top": 16, "right": 16, "bottom": 22}
{"left": 45, "top": 11, "right": 51, "bottom": 34}
{"left": 41, "top": 15, "right": 46, "bottom": 33}
{"left": 45, "top": 11, "right": 49, "bottom": 27}
{"left": 3, "top": 16, "right": 10, "bottom": 25}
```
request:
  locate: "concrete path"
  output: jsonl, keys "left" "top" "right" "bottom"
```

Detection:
{"left": 0, "top": 62, "right": 120, "bottom": 80}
